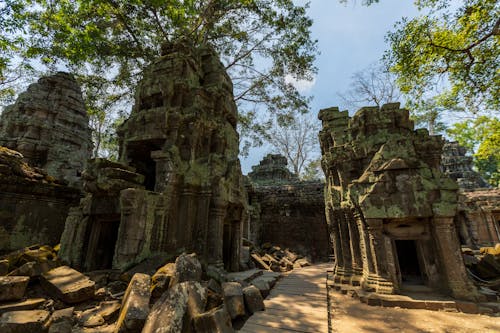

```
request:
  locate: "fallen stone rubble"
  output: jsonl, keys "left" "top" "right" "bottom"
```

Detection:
{"left": 463, "top": 243, "right": 500, "bottom": 294}
{"left": 0, "top": 245, "right": 285, "bottom": 332}
{"left": 248, "top": 242, "right": 312, "bottom": 273}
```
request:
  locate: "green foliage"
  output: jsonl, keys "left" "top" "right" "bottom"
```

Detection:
{"left": 385, "top": 0, "right": 499, "bottom": 113}
{"left": 0, "top": 1, "right": 34, "bottom": 104}
{"left": 14, "top": 0, "right": 317, "bottom": 138}
{"left": 301, "top": 158, "right": 324, "bottom": 181}
{"left": 447, "top": 116, "right": 500, "bottom": 186}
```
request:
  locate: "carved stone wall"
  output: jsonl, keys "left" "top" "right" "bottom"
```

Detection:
{"left": 319, "top": 103, "right": 481, "bottom": 301}
{"left": 0, "top": 147, "right": 80, "bottom": 252}
{"left": 60, "top": 42, "right": 247, "bottom": 272}
{"left": 0, "top": 72, "right": 92, "bottom": 188}
{"left": 246, "top": 180, "right": 330, "bottom": 261}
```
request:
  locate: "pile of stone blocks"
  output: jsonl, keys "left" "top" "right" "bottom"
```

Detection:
{"left": 0, "top": 248, "right": 282, "bottom": 332}
{"left": 249, "top": 244, "right": 311, "bottom": 272}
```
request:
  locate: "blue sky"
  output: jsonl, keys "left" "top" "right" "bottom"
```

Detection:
{"left": 240, "top": 0, "right": 420, "bottom": 174}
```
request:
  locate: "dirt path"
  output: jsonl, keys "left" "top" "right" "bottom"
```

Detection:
{"left": 329, "top": 291, "right": 500, "bottom": 333}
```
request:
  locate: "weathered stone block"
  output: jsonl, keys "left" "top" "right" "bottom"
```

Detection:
{"left": 222, "top": 282, "right": 245, "bottom": 319}
{"left": 0, "top": 276, "right": 29, "bottom": 302}
{"left": 0, "top": 298, "right": 46, "bottom": 314}
{"left": 114, "top": 273, "right": 151, "bottom": 333}
{"left": 151, "top": 262, "right": 175, "bottom": 298}
{"left": 0, "top": 310, "right": 50, "bottom": 333}
{"left": 169, "top": 253, "right": 202, "bottom": 288}
{"left": 142, "top": 281, "right": 207, "bottom": 333}
{"left": 41, "top": 266, "right": 95, "bottom": 304}
{"left": 193, "top": 306, "right": 234, "bottom": 333}
{"left": 243, "top": 285, "right": 265, "bottom": 314}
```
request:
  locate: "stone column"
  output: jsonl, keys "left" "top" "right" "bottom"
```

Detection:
{"left": 151, "top": 150, "right": 170, "bottom": 193}
{"left": 365, "top": 218, "right": 394, "bottom": 294}
{"left": 326, "top": 203, "right": 343, "bottom": 268}
{"left": 207, "top": 199, "right": 227, "bottom": 268}
{"left": 346, "top": 208, "right": 363, "bottom": 286}
{"left": 194, "top": 189, "right": 211, "bottom": 264}
{"left": 433, "top": 217, "right": 483, "bottom": 301}
{"left": 337, "top": 209, "right": 353, "bottom": 284}
{"left": 178, "top": 185, "right": 196, "bottom": 247}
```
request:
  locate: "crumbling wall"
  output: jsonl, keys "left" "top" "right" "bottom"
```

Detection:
{"left": 456, "top": 189, "right": 500, "bottom": 247}
{"left": 246, "top": 154, "right": 330, "bottom": 261}
{"left": 0, "top": 72, "right": 92, "bottom": 188}
{"left": 0, "top": 147, "right": 80, "bottom": 252}
{"left": 60, "top": 41, "right": 247, "bottom": 272}
{"left": 319, "top": 103, "right": 480, "bottom": 301}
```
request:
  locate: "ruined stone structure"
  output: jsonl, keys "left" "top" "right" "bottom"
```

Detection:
{"left": 247, "top": 154, "right": 298, "bottom": 184}
{"left": 0, "top": 147, "right": 80, "bottom": 252}
{"left": 60, "top": 42, "right": 247, "bottom": 272}
{"left": 319, "top": 103, "right": 481, "bottom": 301}
{"left": 246, "top": 154, "right": 330, "bottom": 261}
{"left": 456, "top": 189, "right": 500, "bottom": 247}
{"left": 0, "top": 72, "right": 92, "bottom": 188}
{"left": 441, "top": 141, "right": 490, "bottom": 189}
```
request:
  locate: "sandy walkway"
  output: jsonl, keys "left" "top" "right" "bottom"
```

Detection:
{"left": 329, "top": 291, "right": 500, "bottom": 333}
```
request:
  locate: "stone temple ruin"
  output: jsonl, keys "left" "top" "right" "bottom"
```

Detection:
{"left": 59, "top": 41, "right": 247, "bottom": 273}
{"left": 0, "top": 72, "right": 92, "bottom": 188}
{"left": 246, "top": 154, "right": 331, "bottom": 261}
{"left": 0, "top": 73, "right": 89, "bottom": 253}
{"left": 319, "top": 103, "right": 482, "bottom": 301}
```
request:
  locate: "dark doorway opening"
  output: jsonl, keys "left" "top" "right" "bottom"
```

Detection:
{"left": 395, "top": 240, "right": 424, "bottom": 285}
{"left": 84, "top": 218, "right": 120, "bottom": 271}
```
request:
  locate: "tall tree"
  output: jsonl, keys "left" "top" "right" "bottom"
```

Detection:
{"left": 0, "top": 0, "right": 34, "bottom": 104}
{"left": 10, "top": 0, "right": 317, "bottom": 143}
{"left": 384, "top": 0, "right": 499, "bottom": 113}
{"left": 266, "top": 112, "right": 320, "bottom": 178}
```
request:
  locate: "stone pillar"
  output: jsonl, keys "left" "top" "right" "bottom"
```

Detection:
{"left": 194, "top": 189, "right": 212, "bottom": 265}
{"left": 59, "top": 207, "right": 87, "bottom": 269}
{"left": 365, "top": 218, "right": 394, "bottom": 294}
{"left": 337, "top": 209, "right": 353, "bottom": 284}
{"left": 433, "top": 217, "right": 483, "bottom": 301}
{"left": 151, "top": 150, "right": 170, "bottom": 193}
{"left": 178, "top": 185, "right": 196, "bottom": 247}
{"left": 207, "top": 199, "right": 227, "bottom": 268}
{"left": 326, "top": 203, "right": 343, "bottom": 269}
{"left": 346, "top": 208, "right": 363, "bottom": 286}
{"left": 230, "top": 220, "right": 242, "bottom": 272}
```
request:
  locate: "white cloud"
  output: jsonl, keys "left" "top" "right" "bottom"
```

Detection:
{"left": 285, "top": 74, "right": 316, "bottom": 93}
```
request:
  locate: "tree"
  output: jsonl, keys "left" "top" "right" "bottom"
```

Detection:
{"left": 9, "top": 0, "right": 317, "bottom": 144}
{"left": 447, "top": 116, "right": 500, "bottom": 186}
{"left": 384, "top": 0, "right": 499, "bottom": 113}
{"left": 337, "top": 62, "right": 401, "bottom": 110}
{"left": 0, "top": 1, "right": 34, "bottom": 105}
{"left": 266, "top": 112, "right": 320, "bottom": 178}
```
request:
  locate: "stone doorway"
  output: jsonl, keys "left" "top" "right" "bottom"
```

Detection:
{"left": 83, "top": 218, "right": 120, "bottom": 271}
{"left": 395, "top": 240, "right": 424, "bottom": 286}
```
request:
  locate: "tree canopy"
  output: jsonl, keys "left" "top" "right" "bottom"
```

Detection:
{"left": 384, "top": 0, "right": 499, "bottom": 113}
{"left": 4, "top": 0, "right": 317, "bottom": 145}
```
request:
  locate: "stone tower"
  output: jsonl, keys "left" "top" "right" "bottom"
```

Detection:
{"left": 60, "top": 42, "right": 247, "bottom": 272}
{"left": 441, "top": 141, "right": 490, "bottom": 189}
{"left": 319, "top": 103, "right": 481, "bottom": 301}
{"left": 0, "top": 72, "right": 92, "bottom": 188}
